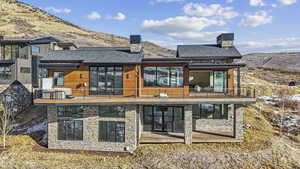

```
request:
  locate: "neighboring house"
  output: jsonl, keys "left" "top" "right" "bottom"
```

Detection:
{"left": 33, "top": 33, "right": 256, "bottom": 153}
{"left": 0, "top": 35, "right": 76, "bottom": 114}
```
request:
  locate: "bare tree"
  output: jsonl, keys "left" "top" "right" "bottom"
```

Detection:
{"left": 0, "top": 102, "right": 13, "bottom": 149}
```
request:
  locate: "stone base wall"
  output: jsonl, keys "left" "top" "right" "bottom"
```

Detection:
{"left": 48, "top": 105, "right": 137, "bottom": 152}
{"left": 234, "top": 105, "right": 244, "bottom": 139}
{"left": 192, "top": 104, "right": 235, "bottom": 131}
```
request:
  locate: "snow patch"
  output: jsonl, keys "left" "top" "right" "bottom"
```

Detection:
{"left": 26, "top": 121, "right": 47, "bottom": 134}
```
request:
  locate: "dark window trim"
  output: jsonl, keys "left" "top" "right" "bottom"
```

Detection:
{"left": 98, "top": 105, "right": 126, "bottom": 118}
{"left": 57, "top": 106, "right": 84, "bottom": 118}
{"left": 57, "top": 120, "right": 83, "bottom": 141}
{"left": 143, "top": 66, "right": 184, "bottom": 88}
{"left": 0, "top": 66, "right": 12, "bottom": 80}
{"left": 98, "top": 121, "right": 125, "bottom": 142}
{"left": 194, "top": 104, "right": 229, "bottom": 120}
{"left": 53, "top": 71, "right": 64, "bottom": 86}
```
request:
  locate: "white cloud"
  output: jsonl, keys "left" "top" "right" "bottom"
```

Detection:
{"left": 142, "top": 16, "right": 226, "bottom": 42}
{"left": 87, "top": 11, "right": 101, "bottom": 20}
{"left": 108, "top": 12, "right": 126, "bottom": 21}
{"left": 183, "top": 3, "right": 239, "bottom": 19}
{"left": 271, "top": 4, "right": 278, "bottom": 7}
{"left": 238, "top": 37, "right": 300, "bottom": 53}
{"left": 226, "top": 0, "right": 234, "bottom": 3}
{"left": 249, "top": 0, "right": 265, "bottom": 6}
{"left": 239, "top": 11, "right": 272, "bottom": 27}
{"left": 279, "top": 0, "right": 297, "bottom": 5}
{"left": 44, "top": 7, "right": 71, "bottom": 14}
{"left": 152, "top": 0, "right": 183, "bottom": 3}
{"left": 142, "top": 16, "right": 225, "bottom": 34}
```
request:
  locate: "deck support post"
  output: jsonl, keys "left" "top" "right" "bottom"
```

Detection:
{"left": 184, "top": 105, "right": 193, "bottom": 144}
{"left": 233, "top": 104, "right": 244, "bottom": 139}
{"left": 237, "top": 67, "right": 241, "bottom": 96}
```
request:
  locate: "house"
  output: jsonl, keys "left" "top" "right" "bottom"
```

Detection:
{"left": 0, "top": 35, "right": 76, "bottom": 114}
{"left": 33, "top": 33, "right": 256, "bottom": 153}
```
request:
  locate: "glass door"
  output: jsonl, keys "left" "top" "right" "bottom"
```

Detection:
{"left": 153, "top": 107, "right": 164, "bottom": 131}
{"left": 214, "top": 71, "right": 226, "bottom": 92}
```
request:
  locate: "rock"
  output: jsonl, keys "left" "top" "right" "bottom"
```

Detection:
{"left": 244, "top": 124, "right": 252, "bottom": 129}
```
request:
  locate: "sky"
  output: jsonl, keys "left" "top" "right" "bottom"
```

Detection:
{"left": 20, "top": 0, "right": 300, "bottom": 54}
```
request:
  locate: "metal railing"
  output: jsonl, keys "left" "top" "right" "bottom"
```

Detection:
{"left": 33, "top": 87, "right": 256, "bottom": 100}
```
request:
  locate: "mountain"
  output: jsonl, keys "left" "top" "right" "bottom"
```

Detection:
{"left": 0, "top": 0, "right": 175, "bottom": 58}
{"left": 241, "top": 52, "right": 300, "bottom": 71}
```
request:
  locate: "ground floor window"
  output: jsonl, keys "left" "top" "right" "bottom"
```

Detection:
{"left": 58, "top": 120, "right": 83, "bottom": 141}
{"left": 0, "top": 66, "right": 12, "bottom": 80}
{"left": 99, "top": 121, "right": 125, "bottom": 142}
{"left": 143, "top": 106, "right": 184, "bottom": 132}
{"left": 193, "top": 104, "right": 229, "bottom": 120}
{"left": 99, "top": 105, "right": 125, "bottom": 118}
{"left": 57, "top": 106, "right": 84, "bottom": 118}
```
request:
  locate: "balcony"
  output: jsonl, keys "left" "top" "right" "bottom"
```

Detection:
{"left": 33, "top": 87, "right": 256, "bottom": 105}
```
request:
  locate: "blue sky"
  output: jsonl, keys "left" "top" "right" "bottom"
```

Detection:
{"left": 21, "top": 0, "right": 300, "bottom": 54}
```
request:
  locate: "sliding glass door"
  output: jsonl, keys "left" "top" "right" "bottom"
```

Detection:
{"left": 90, "top": 66, "right": 123, "bottom": 95}
{"left": 143, "top": 106, "right": 184, "bottom": 133}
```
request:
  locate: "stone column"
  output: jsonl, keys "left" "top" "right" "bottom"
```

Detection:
{"left": 233, "top": 104, "right": 244, "bottom": 139}
{"left": 47, "top": 105, "right": 57, "bottom": 149}
{"left": 184, "top": 105, "right": 193, "bottom": 144}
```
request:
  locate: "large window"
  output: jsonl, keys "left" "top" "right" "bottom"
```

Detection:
{"left": 99, "top": 105, "right": 125, "bottom": 118}
{"left": 2, "top": 45, "right": 19, "bottom": 60}
{"left": 144, "top": 66, "right": 183, "bottom": 87}
{"left": 143, "top": 106, "right": 184, "bottom": 132}
{"left": 53, "top": 72, "right": 64, "bottom": 86}
{"left": 20, "top": 67, "right": 31, "bottom": 73}
{"left": 193, "top": 104, "right": 229, "bottom": 119}
{"left": 189, "top": 71, "right": 227, "bottom": 93}
{"left": 58, "top": 120, "right": 83, "bottom": 141}
{"left": 90, "top": 66, "right": 123, "bottom": 95}
{"left": 0, "top": 66, "right": 12, "bottom": 80}
{"left": 57, "top": 106, "right": 85, "bottom": 118}
{"left": 99, "top": 121, "right": 125, "bottom": 142}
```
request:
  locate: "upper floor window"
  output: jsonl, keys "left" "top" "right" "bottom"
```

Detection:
{"left": 0, "top": 66, "right": 12, "bottom": 80}
{"left": 57, "top": 106, "right": 85, "bottom": 118}
{"left": 58, "top": 120, "right": 83, "bottom": 141}
{"left": 1, "top": 45, "right": 19, "bottom": 60}
{"left": 31, "top": 46, "right": 40, "bottom": 53}
{"left": 193, "top": 104, "right": 229, "bottom": 120}
{"left": 53, "top": 72, "right": 64, "bottom": 86}
{"left": 144, "top": 66, "right": 183, "bottom": 87}
{"left": 99, "top": 105, "right": 125, "bottom": 118}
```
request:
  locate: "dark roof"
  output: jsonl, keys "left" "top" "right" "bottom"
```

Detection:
{"left": 78, "top": 47, "right": 130, "bottom": 52}
{"left": 177, "top": 45, "right": 242, "bottom": 58}
{"left": 41, "top": 50, "right": 143, "bottom": 64}
{"left": 188, "top": 63, "right": 246, "bottom": 69}
{"left": 30, "top": 37, "right": 60, "bottom": 44}
{"left": 0, "top": 39, "right": 30, "bottom": 45}
{"left": 142, "top": 57, "right": 191, "bottom": 63}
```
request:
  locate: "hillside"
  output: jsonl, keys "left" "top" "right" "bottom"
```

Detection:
{"left": 0, "top": 0, "right": 175, "bottom": 58}
{"left": 241, "top": 52, "right": 300, "bottom": 71}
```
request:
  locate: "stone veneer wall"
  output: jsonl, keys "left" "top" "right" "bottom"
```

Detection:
{"left": 234, "top": 105, "right": 244, "bottom": 139}
{"left": 48, "top": 105, "right": 138, "bottom": 152}
{"left": 192, "top": 104, "right": 235, "bottom": 131}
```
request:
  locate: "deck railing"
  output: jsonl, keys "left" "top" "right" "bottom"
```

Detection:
{"left": 33, "top": 87, "right": 256, "bottom": 100}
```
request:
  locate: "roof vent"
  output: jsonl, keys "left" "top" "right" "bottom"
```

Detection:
{"left": 217, "top": 33, "right": 234, "bottom": 48}
{"left": 130, "top": 35, "right": 143, "bottom": 53}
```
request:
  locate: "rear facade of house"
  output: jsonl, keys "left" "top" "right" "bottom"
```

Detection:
{"left": 33, "top": 33, "right": 256, "bottom": 153}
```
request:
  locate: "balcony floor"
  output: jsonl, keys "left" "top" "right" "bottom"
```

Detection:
{"left": 139, "top": 130, "right": 241, "bottom": 144}
{"left": 34, "top": 96, "right": 256, "bottom": 105}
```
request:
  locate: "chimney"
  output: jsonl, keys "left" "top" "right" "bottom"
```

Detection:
{"left": 217, "top": 33, "right": 234, "bottom": 48}
{"left": 130, "top": 35, "right": 142, "bottom": 53}
{"left": 0, "top": 35, "right": 4, "bottom": 40}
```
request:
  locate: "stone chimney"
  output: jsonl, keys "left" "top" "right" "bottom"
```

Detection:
{"left": 130, "top": 35, "right": 142, "bottom": 53}
{"left": 217, "top": 33, "right": 234, "bottom": 48}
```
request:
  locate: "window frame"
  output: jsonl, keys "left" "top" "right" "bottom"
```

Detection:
{"left": 98, "top": 105, "right": 126, "bottom": 118}
{"left": 31, "top": 45, "right": 41, "bottom": 53}
{"left": 57, "top": 120, "right": 83, "bottom": 141}
{"left": 143, "top": 66, "right": 184, "bottom": 88}
{"left": 193, "top": 104, "right": 229, "bottom": 120}
{"left": 98, "top": 121, "right": 125, "bottom": 142}
{"left": 57, "top": 106, "right": 85, "bottom": 118}
{"left": 53, "top": 71, "right": 64, "bottom": 86}
{"left": 0, "top": 66, "right": 12, "bottom": 80}
{"left": 3, "top": 45, "right": 19, "bottom": 60}
{"left": 20, "top": 67, "right": 31, "bottom": 73}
